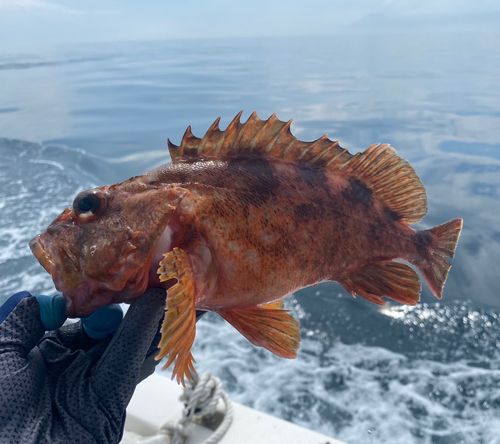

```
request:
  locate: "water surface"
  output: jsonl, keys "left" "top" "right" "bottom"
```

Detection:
{"left": 1, "top": 32, "right": 499, "bottom": 443}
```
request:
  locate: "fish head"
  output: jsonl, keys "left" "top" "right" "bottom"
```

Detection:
{"left": 30, "top": 178, "right": 188, "bottom": 317}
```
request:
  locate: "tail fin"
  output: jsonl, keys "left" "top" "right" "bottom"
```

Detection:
{"left": 418, "top": 218, "right": 463, "bottom": 299}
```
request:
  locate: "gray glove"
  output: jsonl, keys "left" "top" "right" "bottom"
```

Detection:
{"left": 0, "top": 288, "right": 168, "bottom": 444}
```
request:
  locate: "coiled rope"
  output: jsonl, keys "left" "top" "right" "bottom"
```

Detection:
{"left": 125, "top": 372, "right": 233, "bottom": 444}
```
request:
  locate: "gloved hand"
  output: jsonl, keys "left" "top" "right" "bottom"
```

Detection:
{"left": 0, "top": 288, "right": 170, "bottom": 444}
{"left": 30, "top": 292, "right": 124, "bottom": 338}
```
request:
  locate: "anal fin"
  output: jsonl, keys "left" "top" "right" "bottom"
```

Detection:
{"left": 156, "top": 247, "right": 197, "bottom": 386}
{"left": 260, "top": 300, "right": 285, "bottom": 310}
{"left": 339, "top": 261, "right": 421, "bottom": 306}
{"left": 218, "top": 301, "right": 301, "bottom": 359}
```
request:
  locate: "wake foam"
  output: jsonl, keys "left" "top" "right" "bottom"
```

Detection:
{"left": 162, "top": 296, "right": 500, "bottom": 444}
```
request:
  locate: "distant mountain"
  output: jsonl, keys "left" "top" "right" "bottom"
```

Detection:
{"left": 348, "top": 11, "right": 500, "bottom": 33}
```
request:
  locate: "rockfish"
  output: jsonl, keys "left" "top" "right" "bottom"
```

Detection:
{"left": 29, "top": 112, "right": 463, "bottom": 384}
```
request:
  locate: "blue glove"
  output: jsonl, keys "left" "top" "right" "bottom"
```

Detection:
{"left": 1, "top": 292, "right": 124, "bottom": 339}
{"left": 0, "top": 288, "right": 169, "bottom": 444}
{"left": 81, "top": 304, "right": 124, "bottom": 339}
{"left": 35, "top": 293, "right": 67, "bottom": 331}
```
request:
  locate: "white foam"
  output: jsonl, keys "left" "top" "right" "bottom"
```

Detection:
{"left": 157, "top": 300, "right": 500, "bottom": 444}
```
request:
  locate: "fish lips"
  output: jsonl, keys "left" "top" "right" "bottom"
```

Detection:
{"left": 29, "top": 234, "right": 56, "bottom": 276}
{"left": 29, "top": 233, "right": 84, "bottom": 311}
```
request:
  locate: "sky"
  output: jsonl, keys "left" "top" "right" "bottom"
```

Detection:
{"left": 0, "top": 0, "right": 499, "bottom": 48}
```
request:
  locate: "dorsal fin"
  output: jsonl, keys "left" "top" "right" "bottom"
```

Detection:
{"left": 168, "top": 112, "right": 427, "bottom": 224}
{"left": 334, "top": 143, "right": 427, "bottom": 224}
{"left": 167, "top": 111, "right": 351, "bottom": 166}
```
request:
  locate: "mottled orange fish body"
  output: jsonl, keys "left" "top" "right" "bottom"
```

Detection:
{"left": 30, "top": 112, "right": 463, "bottom": 385}
{"left": 151, "top": 159, "right": 416, "bottom": 310}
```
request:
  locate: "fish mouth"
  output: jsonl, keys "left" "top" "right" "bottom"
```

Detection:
{"left": 29, "top": 232, "right": 145, "bottom": 318}
{"left": 30, "top": 233, "right": 88, "bottom": 316}
{"left": 29, "top": 234, "right": 56, "bottom": 276}
{"left": 29, "top": 233, "right": 82, "bottom": 291}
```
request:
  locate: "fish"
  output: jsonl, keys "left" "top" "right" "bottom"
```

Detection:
{"left": 29, "top": 111, "right": 463, "bottom": 385}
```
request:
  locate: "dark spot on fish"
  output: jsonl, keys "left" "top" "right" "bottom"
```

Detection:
{"left": 311, "top": 194, "right": 342, "bottom": 219}
{"left": 313, "top": 157, "right": 329, "bottom": 168}
{"left": 295, "top": 203, "right": 316, "bottom": 220}
{"left": 311, "top": 197, "right": 324, "bottom": 206}
{"left": 210, "top": 201, "right": 230, "bottom": 219}
{"left": 299, "top": 258, "right": 309, "bottom": 269}
{"left": 414, "top": 231, "right": 432, "bottom": 253}
{"left": 176, "top": 171, "right": 188, "bottom": 183}
{"left": 228, "top": 157, "right": 280, "bottom": 205}
{"left": 342, "top": 180, "right": 373, "bottom": 207}
{"left": 384, "top": 208, "right": 402, "bottom": 222}
{"left": 298, "top": 164, "right": 328, "bottom": 186}
{"left": 250, "top": 158, "right": 281, "bottom": 190}
{"left": 369, "top": 223, "right": 384, "bottom": 243}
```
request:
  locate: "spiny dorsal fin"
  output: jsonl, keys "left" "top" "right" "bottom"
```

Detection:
{"left": 167, "top": 111, "right": 350, "bottom": 166}
{"left": 168, "top": 112, "right": 427, "bottom": 224}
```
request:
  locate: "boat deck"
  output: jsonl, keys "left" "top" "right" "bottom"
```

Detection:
{"left": 122, "top": 373, "right": 346, "bottom": 444}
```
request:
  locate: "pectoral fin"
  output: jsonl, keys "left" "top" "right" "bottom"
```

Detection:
{"left": 156, "top": 247, "right": 197, "bottom": 386}
{"left": 218, "top": 301, "right": 301, "bottom": 359}
{"left": 339, "top": 261, "right": 421, "bottom": 306}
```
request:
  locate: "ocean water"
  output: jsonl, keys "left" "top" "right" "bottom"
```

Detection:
{"left": 1, "top": 33, "right": 500, "bottom": 443}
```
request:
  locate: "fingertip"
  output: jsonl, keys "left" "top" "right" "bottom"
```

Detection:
{"left": 36, "top": 293, "right": 68, "bottom": 331}
{"left": 82, "top": 304, "right": 124, "bottom": 339}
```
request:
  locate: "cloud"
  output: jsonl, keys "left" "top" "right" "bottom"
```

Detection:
{"left": 0, "top": 0, "right": 81, "bottom": 14}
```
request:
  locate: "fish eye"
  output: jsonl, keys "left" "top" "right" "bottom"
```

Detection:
{"left": 78, "top": 195, "right": 100, "bottom": 213}
{"left": 73, "top": 190, "right": 107, "bottom": 222}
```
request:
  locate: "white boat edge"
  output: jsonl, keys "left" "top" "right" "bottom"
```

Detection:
{"left": 122, "top": 372, "right": 348, "bottom": 444}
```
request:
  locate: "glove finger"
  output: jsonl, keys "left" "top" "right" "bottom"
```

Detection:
{"left": 35, "top": 294, "right": 67, "bottom": 331}
{"left": 82, "top": 304, "right": 123, "bottom": 339}
{"left": 43, "top": 304, "right": 124, "bottom": 353}
{"left": 91, "top": 287, "right": 166, "bottom": 409}
{"left": 0, "top": 293, "right": 45, "bottom": 357}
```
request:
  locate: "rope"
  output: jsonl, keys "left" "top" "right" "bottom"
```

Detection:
{"left": 130, "top": 372, "right": 233, "bottom": 444}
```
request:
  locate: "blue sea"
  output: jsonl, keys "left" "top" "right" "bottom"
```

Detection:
{"left": 1, "top": 33, "right": 500, "bottom": 443}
